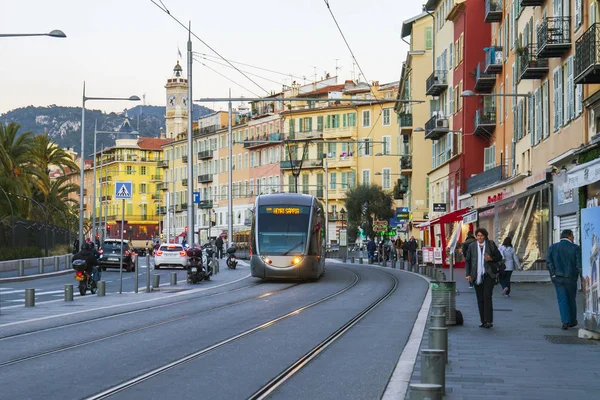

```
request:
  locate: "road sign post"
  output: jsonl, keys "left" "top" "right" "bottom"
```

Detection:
{"left": 115, "top": 182, "right": 132, "bottom": 294}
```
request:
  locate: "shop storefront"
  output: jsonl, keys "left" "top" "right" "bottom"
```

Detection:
{"left": 552, "top": 169, "right": 580, "bottom": 243}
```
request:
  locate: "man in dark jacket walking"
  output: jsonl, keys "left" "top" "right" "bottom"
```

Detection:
{"left": 547, "top": 229, "right": 582, "bottom": 330}
{"left": 216, "top": 236, "right": 224, "bottom": 259}
{"left": 406, "top": 236, "right": 418, "bottom": 267}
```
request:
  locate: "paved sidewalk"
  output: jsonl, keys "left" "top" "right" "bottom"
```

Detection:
{"left": 409, "top": 272, "right": 600, "bottom": 400}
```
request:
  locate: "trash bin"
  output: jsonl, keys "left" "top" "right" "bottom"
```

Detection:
{"left": 431, "top": 281, "right": 456, "bottom": 325}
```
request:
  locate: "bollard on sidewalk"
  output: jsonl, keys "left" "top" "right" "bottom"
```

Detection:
{"left": 38, "top": 258, "right": 44, "bottom": 274}
{"left": 430, "top": 315, "right": 446, "bottom": 328}
{"left": 25, "top": 288, "right": 35, "bottom": 307}
{"left": 54, "top": 256, "right": 60, "bottom": 272}
{"left": 64, "top": 284, "right": 73, "bottom": 301}
{"left": 18, "top": 260, "right": 25, "bottom": 276}
{"left": 408, "top": 383, "right": 442, "bottom": 400}
{"left": 431, "top": 305, "right": 447, "bottom": 317}
{"left": 170, "top": 272, "right": 177, "bottom": 285}
{"left": 152, "top": 274, "right": 160, "bottom": 290}
{"left": 146, "top": 254, "right": 151, "bottom": 293}
{"left": 351, "top": 256, "right": 355, "bottom": 263}
{"left": 429, "top": 327, "right": 449, "bottom": 364}
{"left": 359, "top": 257, "right": 363, "bottom": 264}
{"left": 421, "top": 349, "right": 445, "bottom": 394}
{"left": 98, "top": 281, "right": 106, "bottom": 296}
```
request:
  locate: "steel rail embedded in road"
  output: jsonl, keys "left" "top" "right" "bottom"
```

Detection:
{"left": 0, "top": 283, "right": 302, "bottom": 368}
{"left": 84, "top": 269, "right": 361, "bottom": 400}
{"left": 248, "top": 269, "right": 399, "bottom": 400}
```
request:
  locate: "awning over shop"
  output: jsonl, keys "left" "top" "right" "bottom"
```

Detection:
{"left": 428, "top": 207, "right": 470, "bottom": 225}
{"left": 567, "top": 158, "right": 600, "bottom": 189}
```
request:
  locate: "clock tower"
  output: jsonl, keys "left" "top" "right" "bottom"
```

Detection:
{"left": 165, "top": 61, "right": 189, "bottom": 139}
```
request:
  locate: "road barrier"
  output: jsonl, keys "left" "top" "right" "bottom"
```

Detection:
{"left": 409, "top": 383, "right": 442, "bottom": 400}
{"left": 420, "top": 349, "right": 445, "bottom": 395}
{"left": 98, "top": 281, "right": 106, "bottom": 296}
{"left": 24, "top": 288, "right": 35, "bottom": 307}
{"left": 152, "top": 275, "right": 160, "bottom": 290}
{"left": 170, "top": 272, "right": 177, "bottom": 286}
{"left": 64, "top": 284, "right": 73, "bottom": 301}
{"left": 429, "top": 327, "right": 449, "bottom": 364}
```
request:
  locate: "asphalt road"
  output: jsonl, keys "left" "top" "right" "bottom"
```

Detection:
{"left": 0, "top": 263, "right": 428, "bottom": 400}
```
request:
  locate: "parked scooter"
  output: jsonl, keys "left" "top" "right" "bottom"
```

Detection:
{"left": 201, "top": 244, "right": 216, "bottom": 278}
{"left": 226, "top": 246, "right": 238, "bottom": 269}
{"left": 186, "top": 247, "right": 209, "bottom": 284}
{"left": 72, "top": 259, "right": 100, "bottom": 296}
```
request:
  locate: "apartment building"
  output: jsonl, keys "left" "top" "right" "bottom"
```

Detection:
{"left": 397, "top": 12, "right": 434, "bottom": 239}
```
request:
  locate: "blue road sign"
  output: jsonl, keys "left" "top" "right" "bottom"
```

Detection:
{"left": 114, "top": 181, "right": 133, "bottom": 199}
{"left": 193, "top": 191, "right": 201, "bottom": 204}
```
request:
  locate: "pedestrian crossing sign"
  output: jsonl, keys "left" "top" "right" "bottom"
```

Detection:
{"left": 115, "top": 181, "right": 132, "bottom": 199}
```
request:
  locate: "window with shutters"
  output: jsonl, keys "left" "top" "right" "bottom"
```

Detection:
{"left": 287, "top": 176, "right": 293, "bottom": 193}
{"left": 576, "top": 84, "right": 583, "bottom": 117}
{"left": 567, "top": 57, "right": 575, "bottom": 122}
{"left": 449, "top": 86, "right": 454, "bottom": 115}
{"left": 542, "top": 80, "right": 550, "bottom": 139}
{"left": 425, "top": 26, "right": 433, "bottom": 50}
{"left": 382, "top": 168, "right": 391, "bottom": 189}
{"left": 553, "top": 67, "right": 562, "bottom": 132}
{"left": 317, "top": 116, "right": 324, "bottom": 131}
{"left": 362, "top": 110, "right": 371, "bottom": 127}
{"left": 362, "top": 169, "right": 370, "bottom": 186}
{"left": 302, "top": 117, "right": 312, "bottom": 132}
{"left": 383, "top": 108, "right": 391, "bottom": 126}
{"left": 449, "top": 43, "right": 453, "bottom": 70}
{"left": 329, "top": 172, "right": 337, "bottom": 190}
{"left": 364, "top": 138, "right": 371, "bottom": 156}
{"left": 575, "top": 0, "right": 582, "bottom": 29}
{"left": 534, "top": 88, "right": 542, "bottom": 144}
{"left": 289, "top": 119, "right": 295, "bottom": 135}
{"left": 348, "top": 171, "right": 356, "bottom": 188}
{"left": 383, "top": 136, "right": 391, "bottom": 155}
{"left": 484, "top": 144, "right": 496, "bottom": 171}
{"left": 328, "top": 143, "right": 336, "bottom": 158}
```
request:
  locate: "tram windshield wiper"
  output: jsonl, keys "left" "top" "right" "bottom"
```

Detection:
{"left": 282, "top": 241, "right": 304, "bottom": 256}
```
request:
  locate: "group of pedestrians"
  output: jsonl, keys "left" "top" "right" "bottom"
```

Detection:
{"left": 365, "top": 236, "right": 418, "bottom": 266}
{"left": 464, "top": 228, "right": 582, "bottom": 331}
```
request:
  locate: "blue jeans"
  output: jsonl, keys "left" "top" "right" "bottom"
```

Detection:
{"left": 552, "top": 276, "right": 578, "bottom": 325}
{"left": 500, "top": 271, "right": 513, "bottom": 294}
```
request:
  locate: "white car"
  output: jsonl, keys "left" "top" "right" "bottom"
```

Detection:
{"left": 154, "top": 244, "right": 188, "bottom": 269}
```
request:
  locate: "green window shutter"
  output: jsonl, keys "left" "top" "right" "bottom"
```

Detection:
{"left": 317, "top": 116, "right": 324, "bottom": 131}
{"left": 308, "top": 118, "right": 312, "bottom": 131}
{"left": 289, "top": 119, "right": 295, "bottom": 134}
{"left": 425, "top": 26, "right": 433, "bottom": 50}
{"left": 327, "top": 115, "right": 331, "bottom": 128}
{"left": 343, "top": 114, "right": 347, "bottom": 127}
{"left": 126, "top": 203, "right": 133, "bottom": 215}
{"left": 317, "top": 143, "right": 324, "bottom": 159}
{"left": 299, "top": 118, "right": 303, "bottom": 132}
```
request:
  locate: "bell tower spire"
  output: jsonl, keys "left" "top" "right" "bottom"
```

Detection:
{"left": 165, "top": 60, "right": 189, "bottom": 139}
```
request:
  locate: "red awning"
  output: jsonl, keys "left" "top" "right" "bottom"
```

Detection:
{"left": 428, "top": 207, "right": 470, "bottom": 225}
{"left": 178, "top": 232, "right": 187, "bottom": 237}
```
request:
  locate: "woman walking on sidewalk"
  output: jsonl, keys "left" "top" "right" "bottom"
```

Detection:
{"left": 499, "top": 236, "right": 521, "bottom": 297}
{"left": 465, "top": 228, "right": 503, "bottom": 329}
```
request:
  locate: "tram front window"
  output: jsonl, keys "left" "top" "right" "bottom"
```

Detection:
{"left": 257, "top": 205, "right": 310, "bottom": 255}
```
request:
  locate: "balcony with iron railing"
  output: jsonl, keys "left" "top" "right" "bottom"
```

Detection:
{"left": 158, "top": 160, "right": 169, "bottom": 168}
{"left": 400, "top": 155, "right": 413, "bottom": 174}
{"left": 157, "top": 183, "right": 168, "bottom": 191}
{"left": 325, "top": 155, "right": 354, "bottom": 169}
{"left": 474, "top": 107, "right": 496, "bottom": 138}
{"left": 575, "top": 23, "right": 600, "bottom": 84}
{"left": 244, "top": 133, "right": 282, "bottom": 149}
{"left": 199, "top": 200, "right": 213, "bottom": 209}
{"left": 537, "top": 17, "right": 571, "bottom": 58}
{"left": 425, "top": 70, "right": 448, "bottom": 96}
{"left": 517, "top": 44, "right": 549, "bottom": 81}
{"left": 474, "top": 62, "right": 496, "bottom": 93}
{"left": 323, "top": 126, "right": 357, "bottom": 139}
{"left": 150, "top": 174, "right": 162, "bottom": 182}
{"left": 151, "top": 193, "right": 162, "bottom": 201}
{"left": 198, "top": 174, "right": 213, "bottom": 183}
{"left": 399, "top": 113, "right": 413, "bottom": 135}
{"left": 289, "top": 129, "right": 324, "bottom": 141}
{"left": 156, "top": 206, "right": 167, "bottom": 214}
{"left": 485, "top": 0, "right": 503, "bottom": 23}
{"left": 484, "top": 46, "right": 503, "bottom": 74}
{"left": 197, "top": 150, "right": 214, "bottom": 160}
{"left": 466, "top": 165, "right": 507, "bottom": 193}
{"left": 181, "top": 155, "right": 188, "bottom": 163}
{"left": 520, "top": 0, "right": 544, "bottom": 6}
{"left": 424, "top": 114, "right": 449, "bottom": 141}
{"left": 280, "top": 158, "right": 324, "bottom": 169}
{"left": 100, "top": 176, "right": 112, "bottom": 183}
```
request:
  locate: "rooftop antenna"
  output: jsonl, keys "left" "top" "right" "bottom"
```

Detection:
{"left": 335, "top": 59, "right": 341, "bottom": 77}
{"left": 352, "top": 61, "right": 357, "bottom": 82}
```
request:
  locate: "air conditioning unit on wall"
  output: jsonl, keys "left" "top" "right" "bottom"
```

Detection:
{"left": 436, "top": 118, "right": 449, "bottom": 129}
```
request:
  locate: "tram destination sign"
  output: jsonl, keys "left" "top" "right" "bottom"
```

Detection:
{"left": 261, "top": 206, "right": 309, "bottom": 215}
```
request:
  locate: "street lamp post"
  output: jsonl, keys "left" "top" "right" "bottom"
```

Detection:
{"left": 0, "top": 30, "right": 66, "bottom": 38}
{"left": 78, "top": 85, "right": 140, "bottom": 251}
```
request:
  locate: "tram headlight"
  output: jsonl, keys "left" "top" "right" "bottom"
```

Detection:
{"left": 291, "top": 256, "right": 303, "bottom": 265}
{"left": 261, "top": 256, "right": 272, "bottom": 264}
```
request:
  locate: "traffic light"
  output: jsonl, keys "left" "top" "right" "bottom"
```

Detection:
{"left": 106, "top": 224, "right": 110, "bottom": 231}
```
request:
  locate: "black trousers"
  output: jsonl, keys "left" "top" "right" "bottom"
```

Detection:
{"left": 474, "top": 274, "right": 495, "bottom": 324}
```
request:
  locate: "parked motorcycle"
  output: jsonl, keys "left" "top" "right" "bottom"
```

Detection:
{"left": 186, "top": 247, "right": 209, "bottom": 284}
{"left": 202, "top": 245, "right": 216, "bottom": 277}
{"left": 226, "top": 247, "right": 238, "bottom": 269}
{"left": 72, "top": 259, "right": 100, "bottom": 296}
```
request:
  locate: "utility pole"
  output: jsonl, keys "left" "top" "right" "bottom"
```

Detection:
{"left": 324, "top": 157, "right": 329, "bottom": 247}
{"left": 227, "top": 89, "right": 233, "bottom": 248}
{"left": 186, "top": 21, "right": 194, "bottom": 247}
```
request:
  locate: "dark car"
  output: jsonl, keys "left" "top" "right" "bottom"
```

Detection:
{"left": 98, "top": 240, "right": 135, "bottom": 272}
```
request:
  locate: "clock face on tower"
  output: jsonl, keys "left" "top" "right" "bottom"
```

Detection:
{"left": 181, "top": 96, "right": 188, "bottom": 107}
{"left": 167, "top": 95, "right": 176, "bottom": 107}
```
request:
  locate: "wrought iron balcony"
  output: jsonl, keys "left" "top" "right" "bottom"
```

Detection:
{"left": 199, "top": 200, "right": 213, "bottom": 209}
{"left": 466, "top": 165, "right": 506, "bottom": 193}
{"left": 197, "top": 150, "right": 214, "bottom": 160}
{"left": 182, "top": 178, "right": 188, "bottom": 187}
{"left": 425, "top": 70, "right": 448, "bottom": 96}
{"left": 182, "top": 155, "right": 188, "bottom": 163}
{"left": 485, "top": 0, "right": 503, "bottom": 23}
{"left": 575, "top": 23, "right": 600, "bottom": 84}
{"left": 400, "top": 155, "right": 413, "bottom": 174}
{"left": 537, "top": 17, "right": 571, "bottom": 58}
{"left": 517, "top": 44, "right": 549, "bottom": 81}
{"left": 244, "top": 133, "right": 282, "bottom": 149}
{"left": 156, "top": 206, "right": 167, "bottom": 214}
{"left": 424, "top": 115, "right": 449, "bottom": 141}
{"left": 157, "top": 183, "right": 168, "bottom": 191}
{"left": 484, "top": 46, "right": 503, "bottom": 74}
{"left": 474, "top": 62, "right": 496, "bottom": 93}
{"left": 198, "top": 174, "right": 213, "bottom": 183}
{"left": 158, "top": 160, "right": 169, "bottom": 168}
{"left": 399, "top": 113, "right": 413, "bottom": 135}
{"left": 151, "top": 193, "right": 162, "bottom": 201}
{"left": 100, "top": 176, "right": 112, "bottom": 183}
{"left": 101, "top": 195, "right": 112, "bottom": 202}
{"left": 474, "top": 108, "right": 496, "bottom": 138}
{"left": 150, "top": 174, "right": 162, "bottom": 182}
{"left": 520, "top": 0, "right": 544, "bottom": 7}
{"left": 280, "top": 159, "right": 324, "bottom": 169}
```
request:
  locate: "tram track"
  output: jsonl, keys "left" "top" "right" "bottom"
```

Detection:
{"left": 83, "top": 269, "right": 362, "bottom": 400}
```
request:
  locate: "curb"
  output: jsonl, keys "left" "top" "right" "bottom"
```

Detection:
{"left": 0, "top": 269, "right": 73, "bottom": 283}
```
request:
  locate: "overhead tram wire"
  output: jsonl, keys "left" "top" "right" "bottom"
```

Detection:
{"left": 150, "top": 0, "right": 270, "bottom": 95}
{"left": 195, "top": 55, "right": 285, "bottom": 86}
{"left": 194, "top": 52, "right": 306, "bottom": 81}
{"left": 193, "top": 58, "right": 262, "bottom": 97}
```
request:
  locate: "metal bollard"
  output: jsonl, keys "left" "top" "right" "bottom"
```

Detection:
{"left": 170, "top": 272, "right": 177, "bottom": 285}
{"left": 18, "top": 260, "right": 25, "bottom": 276}
{"left": 359, "top": 257, "right": 363, "bottom": 264}
{"left": 38, "top": 258, "right": 44, "bottom": 274}
{"left": 431, "top": 305, "right": 447, "bottom": 317}
{"left": 351, "top": 256, "right": 355, "bottom": 263}
{"left": 54, "top": 256, "right": 59, "bottom": 272}
{"left": 343, "top": 256, "right": 347, "bottom": 264}
{"left": 429, "top": 327, "right": 449, "bottom": 364}
{"left": 25, "top": 288, "right": 35, "bottom": 307}
{"left": 392, "top": 260, "right": 397, "bottom": 269}
{"left": 408, "top": 383, "right": 442, "bottom": 400}
{"left": 430, "top": 315, "right": 446, "bottom": 328}
{"left": 64, "top": 284, "right": 73, "bottom": 301}
{"left": 146, "top": 255, "right": 151, "bottom": 293}
{"left": 152, "top": 274, "right": 160, "bottom": 290}
{"left": 420, "top": 349, "right": 445, "bottom": 394}
{"left": 97, "top": 281, "right": 106, "bottom": 296}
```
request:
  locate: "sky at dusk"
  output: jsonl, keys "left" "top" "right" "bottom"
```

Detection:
{"left": 0, "top": 0, "right": 423, "bottom": 114}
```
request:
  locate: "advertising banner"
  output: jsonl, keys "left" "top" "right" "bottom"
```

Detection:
{"left": 582, "top": 207, "right": 600, "bottom": 333}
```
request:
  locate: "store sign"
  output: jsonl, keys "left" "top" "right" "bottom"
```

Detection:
{"left": 463, "top": 210, "right": 478, "bottom": 224}
{"left": 487, "top": 192, "right": 504, "bottom": 204}
{"left": 567, "top": 158, "right": 600, "bottom": 189}
{"left": 433, "top": 247, "right": 443, "bottom": 265}
{"left": 423, "top": 247, "right": 434, "bottom": 263}
{"left": 396, "top": 207, "right": 410, "bottom": 220}
{"left": 557, "top": 182, "right": 574, "bottom": 205}
{"left": 433, "top": 203, "right": 447, "bottom": 212}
